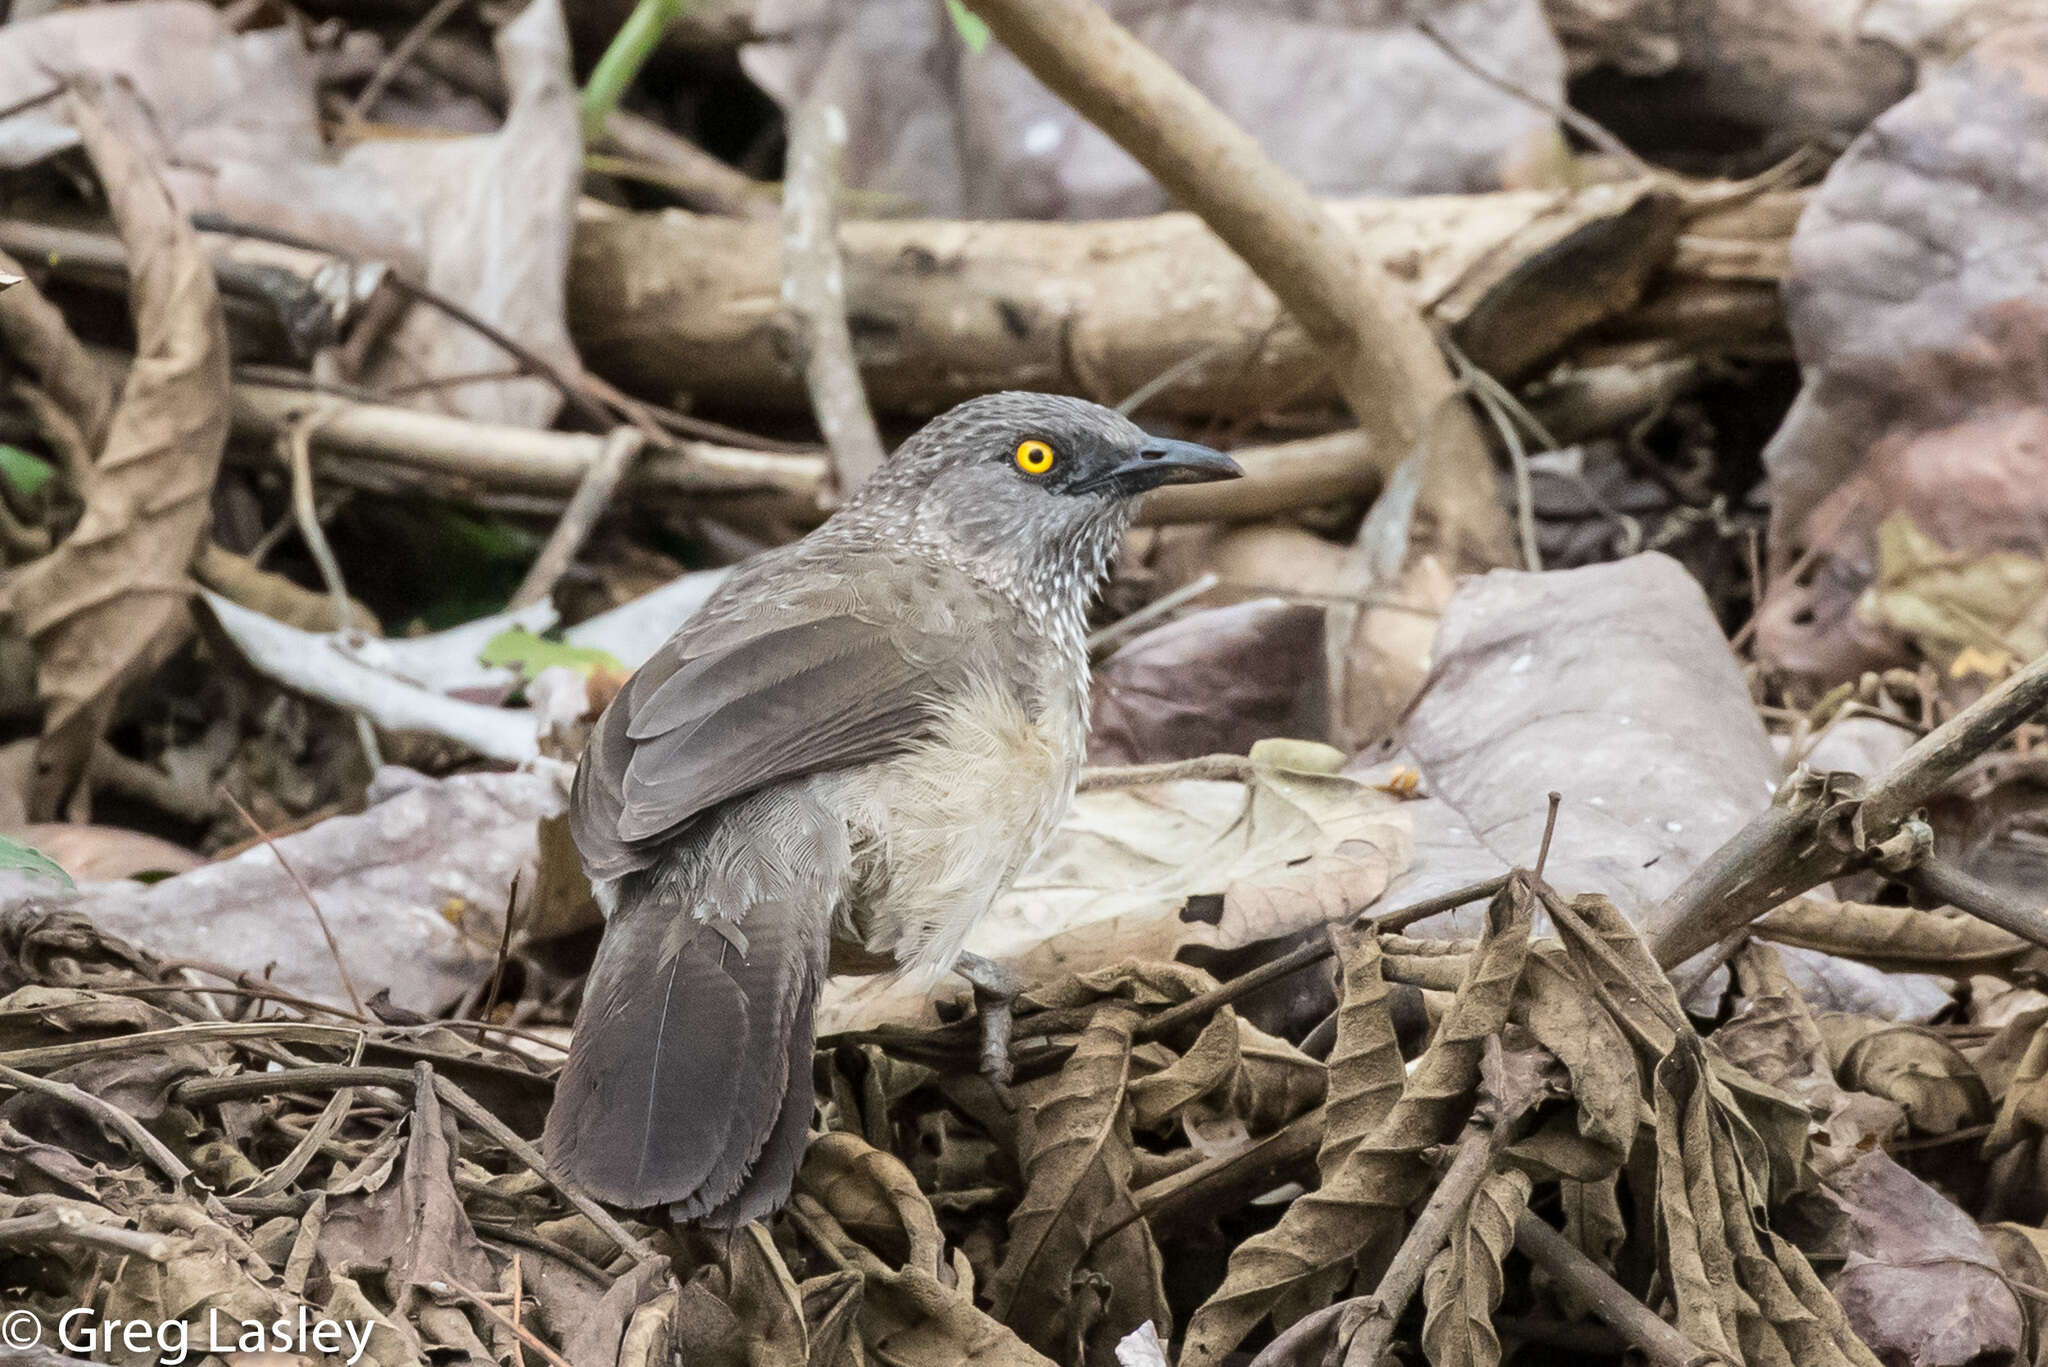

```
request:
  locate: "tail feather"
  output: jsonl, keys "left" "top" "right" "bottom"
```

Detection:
{"left": 696, "top": 964, "right": 820, "bottom": 1227}
{"left": 544, "top": 884, "right": 826, "bottom": 1215}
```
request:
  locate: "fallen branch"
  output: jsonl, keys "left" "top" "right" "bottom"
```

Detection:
{"left": 230, "top": 378, "right": 1407, "bottom": 526}
{"left": 570, "top": 180, "right": 1789, "bottom": 425}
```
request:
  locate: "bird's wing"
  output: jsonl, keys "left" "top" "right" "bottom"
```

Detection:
{"left": 571, "top": 558, "right": 988, "bottom": 885}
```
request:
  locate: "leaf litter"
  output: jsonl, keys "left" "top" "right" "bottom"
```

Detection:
{"left": 0, "top": 4, "right": 2046, "bottom": 1367}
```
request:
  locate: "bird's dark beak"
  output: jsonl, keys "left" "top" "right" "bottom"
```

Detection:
{"left": 1095, "top": 437, "right": 1242, "bottom": 496}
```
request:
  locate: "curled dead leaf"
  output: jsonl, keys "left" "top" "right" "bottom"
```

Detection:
{"left": 1, "top": 89, "right": 228, "bottom": 820}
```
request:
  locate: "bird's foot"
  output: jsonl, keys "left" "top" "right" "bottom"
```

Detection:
{"left": 954, "top": 951, "right": 1019, "bottom": 1085}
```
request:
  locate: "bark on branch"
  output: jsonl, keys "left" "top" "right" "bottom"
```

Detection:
{"left": 569, "top": 183, "right": 1791, "bottom": 423}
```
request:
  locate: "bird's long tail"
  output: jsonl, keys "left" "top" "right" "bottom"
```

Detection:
{"left": 543, "top": 876, "right": 827, "bottom": 1225}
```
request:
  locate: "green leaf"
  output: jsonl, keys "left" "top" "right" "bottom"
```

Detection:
{"left": 0, "top": 834, "right": 71, "bottom": 887}
{"left": 0, "top": 443, "right": 56, "bottom": 497}
{"left": 478, "top": 627, "right": 623, "bottom": 682}
{"left": 944, "top": 0, "right": 990, "bottom": 53}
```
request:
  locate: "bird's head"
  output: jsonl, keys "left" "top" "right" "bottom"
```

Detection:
{"left": 848, "top": 392, "right": 1241, "bottom": 615}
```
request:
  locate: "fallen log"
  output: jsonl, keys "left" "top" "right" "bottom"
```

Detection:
{"left": 568, "top": 180, "right": 1800, "bottom": 419}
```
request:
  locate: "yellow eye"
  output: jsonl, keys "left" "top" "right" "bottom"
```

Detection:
{"left": 1014, "top": 439, "right": 1057, "bottom": 476}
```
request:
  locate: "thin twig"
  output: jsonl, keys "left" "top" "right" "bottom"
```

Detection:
{"left": 346, "top": 0, "right": 471, "bottom": 125}
{"left": 508, "top": 1252, "right": 530, "bottom": 1367}
{"left": 507, "top": 427, "right": 644, "bottom": 609}
{"left": 236, "top": 1085, "right": 357, "bottom": 1198}
{"left": 380, "top": 274, "right": 619, "bottom": 433}
{"left": 1339, "top": 1122, "right": 1507, "bottom": 1367}
{"left": 172, "top": 1063, "right": 659, "bottom": 1267}
{"left": 282, "top": 406, "right": 384, "bottom": 768}
{"left": 1135, "top": 874, "right": 1509, "bottom": 1043}
{"left": 1901, "top": 856, "right": 2048, "bottom": 956}
{"left": 1116, "top": 337, "right": 1246, "bottom": 417}
{"left": 782, "top": 100, "right": 888, "bottom": 494}
{"left": 479, "top": 871, "right": 522, "bottom": 1022}
{"left": 1646, "top": 647, "right": 2048, "bottom": 966}
{"left": 1079, "top": 755, "right": 1256, "bottom": 791}
{"left": 1514, "top": 1213, "right": 1716, "bottom": 1367}
{"left": 1458, "top": 348, "right": 1542, "bottom": 571}
{"left": 434, "top": 1279, "right": 576, "bottom": 1367}
{"left": 219, "top": 786, "right": 368, "bottom": 1018}
{"left": 0, "top": 1063, "right": 198, "bottom": 1190}
{"left": 0, "top": 1206, "right": 172, "bottom": 1262}
{"left": 429, "top": 1076, "right": 663, "bottom": 1268}
{"left": 1411, "top": 14, "right": 1654, "bottom": 177}
{"left": 1535, "top": 791, "right": 1561, "bottom": 878}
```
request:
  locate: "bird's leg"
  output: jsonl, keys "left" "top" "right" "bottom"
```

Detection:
{"left": 953, "top": 951, "right": 1020, "bottom": 1085}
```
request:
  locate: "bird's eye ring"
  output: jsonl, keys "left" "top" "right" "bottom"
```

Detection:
{"left": 1014, "top": 439, "right": 1057, "bottom": 476}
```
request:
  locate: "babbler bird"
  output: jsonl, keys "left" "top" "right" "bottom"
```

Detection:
{"left": 544, "top": 392, "right": 1240, "bottom": 1224}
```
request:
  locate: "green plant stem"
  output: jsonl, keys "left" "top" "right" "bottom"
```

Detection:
{"left": 580, "top": 0, "right": 691, "bottom": 143}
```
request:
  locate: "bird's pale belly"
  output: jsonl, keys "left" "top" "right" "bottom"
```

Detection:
{"left": 828, "top": 675, "right": 1081, "bottom": 981}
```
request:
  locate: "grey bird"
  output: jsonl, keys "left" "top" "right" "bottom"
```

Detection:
{"left": 543, "top": 392, "right": 1240, "bottom": 1224}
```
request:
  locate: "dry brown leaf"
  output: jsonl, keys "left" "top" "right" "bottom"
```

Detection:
{"left": 1, "top": 90, "right": 228, "bottom": 820}
{"left": 1505, "top": 944, "right": 1639, "bottom": 1182}
{"left": 1178, "top": 876, "right": 1533, "bottom": 1367}
{"left": 799, "top": 1131, "right": 946, "bottom": 1278}
{"left": 1546, "top": 890, "right": 1812, "bottom": 1199}
{"left": 1395, "top": 554, "right": 1778, "bottom": 919}
{"left": 316, "top": 1072, "right": 494, "bottom": 1311}
{"left": 989, "top": 1002, "right": 1169, "bottom": 1363}
{"left": 1654, "top": 1035, "right": 1882, "bottom": 1367}
{"left": 1793, "top": 1149, "right": 2024, "bottom": 1367}
{"left": 1983, "top": 1222, "right": 2048, "bottom": 1367}
{"left": 1718, "top": 943, "right": 1906, "bottom": 1165}
{"left": 63, "top": 768, "right": 558, "bottom": 1013}
{"left": 792, "top": 1193, "right": 1055, "bottom": 1367}
{"left": 1757, "top": 25, "right": 2048, "bottom": 680}
{"left": 1760, "top": 895, "right": 2033, "bottom": 977}
{"left": 1419, "top": 1166, "right": 1532, "bottom": 1367}
{"left": 1126, "top": 1007, "right": 1324, "bottom": 1136}
{"left": 1550, "top": 1173, "right": 1626, "bottom": 1320}
{"left": 1828, "top": 1023, "right": 1989, "bottom": 1140}
{"left": 0, "top": 246, "right": 114, "bottom": 467}
{"left": 1316, "top": 925, "right": 1403, "bottom": 1180}
{"left": 722, "top": 1224, "right": 814, "bottom": 1367}
{"left": 1983, "top": 1011, "right": 2048, "bottom": 1159}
